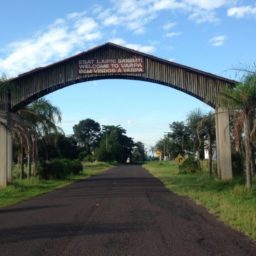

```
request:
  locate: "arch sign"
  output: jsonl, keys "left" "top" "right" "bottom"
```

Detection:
{"left": 0, "top": 42, "right": 236, "bottom": 187}
{"left": 78, "top": 57, "right": 144, "bottom": 74}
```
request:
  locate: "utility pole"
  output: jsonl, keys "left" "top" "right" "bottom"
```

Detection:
{"left": 164, "top": 132, "right": 170, "bottom": 160}
{"left": 105, "top": 133, "right": 108, "bottom": 150}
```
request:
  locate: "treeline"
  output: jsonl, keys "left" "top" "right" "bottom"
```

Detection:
{"left": 154, "top": 71, "right": 256, "bottom": 188}
{"left": 154, "top": 109, "right": 215, "bottom": 175}
{"left": 1, "top": 73, "right": 146, "bottom": 181}
{"left": 10, "top": 98, "right": 146, "bottom": 180}
{"left": 71, "top": 118, "right": 145, "bottom": 164}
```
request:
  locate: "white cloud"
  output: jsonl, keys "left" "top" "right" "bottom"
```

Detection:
{"left": 209, "top": 35, "right": 227, "bottom": 47}
{"left": 110, "top": 38, "right": 155, "bottom": 53}
{"left": 99, "top": 0, "right": 229, "bottom": 34}
{"left": 103, "top": 15, "right": 120, "bottom": 26}
{"left": 165, "top": 32, "right": 181, "bottom": 37}
{"left": 0, "top": 0, "right": 242, "bottom": 77}
{"left": 74, "top": 17, "right": 98, "bottom": 35}
{"left": 153, "top": 0, "right": 229, "bottom": 11}
{"left": 98, "top": 0, "right": 157, "bottom": 34}
{"left": 153, "top": 0, "right": 231, "bottom": 23}
{"left": 97, "top": 0, "right": 234, "bottom": 35}
{"left": 184, "top": 0, "right": 230, "bottom": 10}
{"left": 0, "top": 14, "right": 102, "bottom": 77}
{"left": 227, "top": 5, "right": 256, "bottom": 18}
{"left": 189, "top": 9, "right": 219, "bottom": 23}
{"left": 185, "top": 0, "right": 234, "bottom": 23}
{"left": 163, "top": 22, "right": 177, "bottom": 30}
{"left": 153, "top": 0, "right": 186, "bottom": 11}
{"left": 162, "top": 21, "right": 181, "bottom": 39}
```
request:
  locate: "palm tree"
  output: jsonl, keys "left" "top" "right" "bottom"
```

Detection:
{"left": 186, "top": 108, "right": 204, "bottom": 160}
{"left": 220, "top": 72, "right": 256, "bottom": 188}
{"left": 1, "top": 78, "right": 63, "bottom": 179}
{"left": 16, "top": 98, "right": 62, "bottom": 177}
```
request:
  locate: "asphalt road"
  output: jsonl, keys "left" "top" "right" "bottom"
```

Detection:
{"left": 1, "top": 165, "right": 256, "bottom": 256}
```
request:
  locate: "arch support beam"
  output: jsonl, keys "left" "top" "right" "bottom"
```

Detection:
{"left": 0, "top": 115, "right": 12, "bottom": 188}
{"left": 0, "top": 122, "right": 8, "bottom": 188}
{"left": 7, "top": 131, "right": 12, "bottom": 183}
{"left": 215, "top": 107, "right": 233, "bottom": 180}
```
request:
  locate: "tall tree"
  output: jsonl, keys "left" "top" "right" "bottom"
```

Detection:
{"left": 220, "top": 72, "right": 256, "bottom": 188}
{"left": 169, "top": 121, "right": 190, "bottom": 155}
{"left": 95, "top": 125, "right": 134, "bottom": 163}
{"left": 197, "top": 112, "right": 215, "bottom": 176}
{"left": 1, "top": 78, "right": 63, "bottom": 178}
{"left": 155, "top": 136, "right": 175, "bottom": 159}
{"left": 73, "top": 118, "right": 101, "bottom": 154}
{"left": 38, "top": 133, "right": 78, "bottom": 161}
{"left": 132, "top": 141, "right": 146, "bottom": 163}
{"left": 17, "top": 98, "right": 62, "bottom": 175}
{"left": 186, "top": 109, "right": 204, "bottom": 159}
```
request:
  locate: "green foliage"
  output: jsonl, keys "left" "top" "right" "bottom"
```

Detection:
{"left": 95, "top": 144, "right": 113, "bottom": 162}
{"left": 169, "top": 121, "right": 191, "bottom": 155}
{"left": 56, "top": 135, "right": 78, "bottom": 159}
{"left": 178, "top": 157, "right": 201, "bottom": 174}
{"left": 18, "top": 98, "right": 62, "bottom": 135}
{"left": 73, "top": 118, "right": 101, "bottom": 153}
{"left": 83, "top": 154, "right": 96, "bottom": 162}
{"left": 38, "top": 133, "right": 79, "bottom": 161}
{"left": 95, "top": 125, "right": 134, "bottom": 163}
{"left": 132, "top": 141, "right": 145, "bottom": 163}
{"left": 70, "top": 160, "right": 83, "bottom": 175}
{"left": 219, "top": 72, "right": 256, "bottom": 188}
{"left": 0, "top": 178, "right": 70, "bottom": 208}
{"left": 39, "top": 158, "right": 83, "bottom": 179}
{"left": 78, "top": 150, "right": 89, "bottom": 161}
{"left": 220, "top": 73, "right": 256, "bottom": 111}
{"left": 231, "top": 152, "right": 244, "bottom": 177}
{"left": 186, "top": 108, "right": 204, "bottom": 154}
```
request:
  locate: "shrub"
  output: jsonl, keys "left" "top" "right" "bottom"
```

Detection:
{"left": 39, "top": 158, "right": 83, "bottom": 179}
{"left": 178, "top": 157, "right": 201, "bottom": 174}
{"left": 83, "top": 154, "right": 96, "bottom": 162}
{"left": 70, "top": 160, "right": 83, "bottom": 175}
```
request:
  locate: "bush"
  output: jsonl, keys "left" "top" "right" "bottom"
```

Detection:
{"left": 39, "top": 158, "right": 83, "bottom": 179}
{"left": 83, "top": 154, "right": 96, "bottom": 162}
{"left": 178, "top": 157, "right": 201, "bottom": 174}
{"left": 70, "top": 160, "right": 83, "bottom": 175}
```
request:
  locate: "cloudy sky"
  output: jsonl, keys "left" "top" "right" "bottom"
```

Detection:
{"left": 0, "top": 0, "right": 255, "bottom": 149}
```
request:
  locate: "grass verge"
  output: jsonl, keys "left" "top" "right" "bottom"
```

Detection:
{"left": 144, "top": 160, "right": 256, "bottom": 241}
{"left": 0, "top": 161, "right": 112, "bottom": 208}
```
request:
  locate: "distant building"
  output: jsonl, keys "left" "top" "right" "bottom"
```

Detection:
{"left": 204, "top": 140, "right": 217, "bottom": 160}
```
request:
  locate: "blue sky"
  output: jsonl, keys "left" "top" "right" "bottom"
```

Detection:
{"left": 0, "top": 0, "right": 256, "bottom": 149}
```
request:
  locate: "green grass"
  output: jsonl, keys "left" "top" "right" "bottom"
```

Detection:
{"left": 0, "top": 161, "right": 112, "bottom": 208}
{"left": 144, "top": 160, "right": 256, "bottom": 241}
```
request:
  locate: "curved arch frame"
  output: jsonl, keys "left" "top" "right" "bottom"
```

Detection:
{"left": 11, "top": 75, "right": 211, "bottom": 112}
{"left": 5, "top": 42, "right": 236, "bottom": 111}
{"left": 0, "top": 42, "right": 235, "bottom": 187}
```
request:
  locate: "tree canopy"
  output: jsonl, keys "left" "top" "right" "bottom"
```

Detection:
{"left": 220, "top": 72, "right": 256, "bottom": 188}
{"left": 73, "top": 118, "right": 101, "bottom": 154}
{"left": 95, "top": 125, "right": 134, "bottom": 163}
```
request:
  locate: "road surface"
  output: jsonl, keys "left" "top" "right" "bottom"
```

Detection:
{"left": 0, "top": 165, "right": 256, "bottom": 255}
